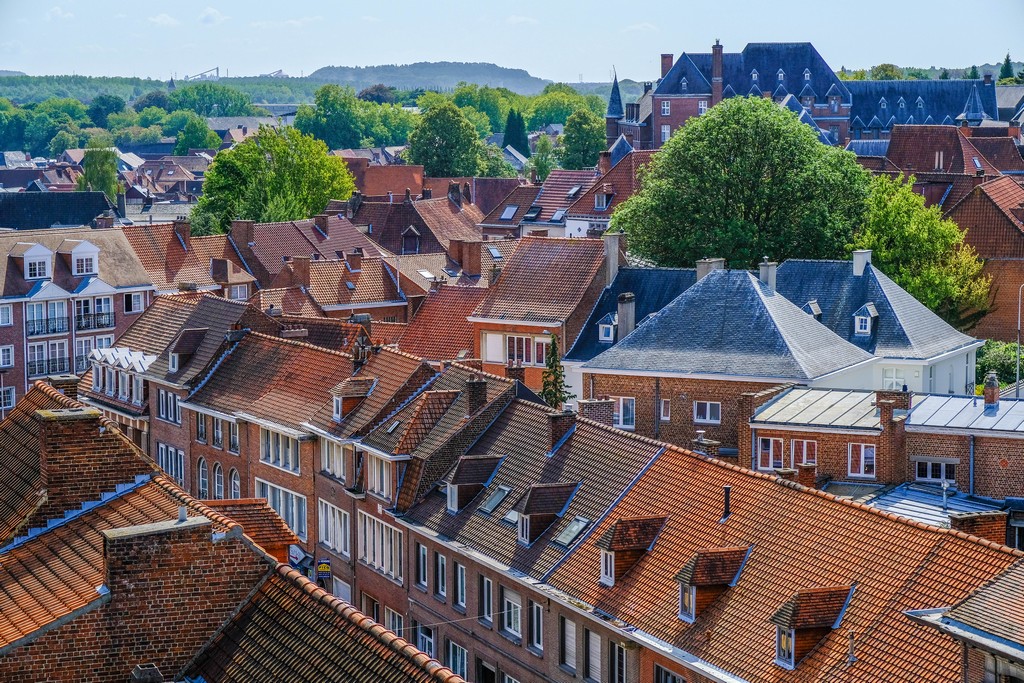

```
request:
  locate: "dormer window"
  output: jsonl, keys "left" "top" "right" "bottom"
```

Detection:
{"left": 518, "top": 514, "right": 530, "bottom": 545}
{"left": 751, "top": 69, "right": 758, "bottom": 81}
{"left": 803, "top": 69, "right": 811, "bottom": 81}
{"left": 595, "top": 194, "right": 610, "bottom": 211}
{"left": 74, "top": 256, "right": 95, "bottom": 275}
{"left": 447, "top": 484, "right": 459, "bottom": 514}
{"left": 332, "top": 395, "right": 343, "bottom": 422}
{"left": 600, "top": 550, "right": 615, "bottom": 586}
{"left": 680, "top": 78, "right": 687, "bottom": 93}
{"left": 777, "top": 69, "right": 785, "bottom": 81}
{"left": 880, "top": 98, "right": 887, "bottom": 110}
{"left": 599, "top": 323, "right": 614, "bottom": 342}
{"left": 678, "top": 584, "right": 696, "bottom": 622}
{"left": 898, "top": 98, "right": 906, "bottom": 109}
{"left": 855, "top": 316, "right": 870, "bottom": 335}
{"left": 168, "top": 353, "right": 179, "bottom": 372}
{"left": 26, "top": 258, "right": 48, "bottom": 280}
{"left": 775, "top": 627, "right": 795, "bottom": 668}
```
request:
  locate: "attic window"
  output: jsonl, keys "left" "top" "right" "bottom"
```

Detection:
{"left": 332, "top": 396, "right": 343, "bottom": 422}
{"left": 775, "top": 628, "right": 795, "bottom": 668}
{"left": 500, "top": 205, "right": 518, "bottom": 221}
{"left": 594, "top": 194, "right": 610, "bottom": 211}
{"left": 479, "top": 485, "right": 510, "bottom": 515}
{"left": 973, "top": 157, "right": 983, "bottom": 171}
{"left": 26, "top": 258, "right": 49, "bottom": 280}
{"left": 680, "top": 78, "right": 687, "bottom": 93}
{"left": 446, "top": 484, "right": 459, "bottom": 513}
{"left": 417, "top": 269, "right": 436, "bottom": 281}
{"left": 487, "top": 246, "right": 503, "bottom": 260}
{"left": 855, "top": 316, "right": 871, "bottom": 335}
{"left": 599, "top": 323, "right": 614, "bottom": 342}
{"left": 751, "top": 70, "right": 758, "bottom": 81}
{"left": 517, "top": 515, "right": 530, "bottom": 545}
{"left": 386, "top": 420, "right": 401, "bottom": 434}
{"left": 168, "top": 353, "right": 179, "bottom": 372}
{"left": 777, "top": 69, "right": 785, "bottom": 81}
{"left": 678, "top": 584, "right": 696, "bottom": 622}
{"left": 566, "top": 185, "right": 582, "bottom": 199}
{"left": 599, "top": 550, "right": 615, "bottom": 586}
{"left": 803, "top": 69, "right": 811, "bottom": 81}
{"left": 523, "top": 205, "right": 542, "bottom": 221}
{"left": 551, "top": 209, "right": 566, "bottom": 223}
{"left": 899, "top": 99, "right": 906, "bottom": 109}
{"left": 554, "top": 516, "right": 590, "bottom": 546}
{"left": 880, "top": 98, "right": 887, "bottom": 109}
{"left": 345, "top": 281, "right": 356, "bottom": 291}
{"left": 74, "top": 256, "right": 96, "bottom": 276}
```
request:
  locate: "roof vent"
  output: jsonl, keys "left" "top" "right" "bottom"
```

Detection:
{"left": 722, "top": 485, "right": 731, "bottom": 521}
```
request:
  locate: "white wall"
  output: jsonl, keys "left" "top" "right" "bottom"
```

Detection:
{"left": 562, "top": 360, "right": 585, "bottom": 410}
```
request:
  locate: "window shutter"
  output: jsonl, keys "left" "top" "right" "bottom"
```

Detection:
{"left": 587, "top": 630, "right": 602, "bottom": 681}
{"left": 484, "top": 333, "right": 504, "bottom": 363}
{"left": 564, "top": 618, "right": 577, "bottom": 668}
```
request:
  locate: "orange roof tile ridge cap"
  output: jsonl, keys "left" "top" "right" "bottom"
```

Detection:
{"left": 447, "top": 361, "right": 516, "bottom": 386}
{"left": 269, "top": 562, "right": 465, "bottom": 682}
{"left": 150, "top": 475, "right": 242, "bottom": 534}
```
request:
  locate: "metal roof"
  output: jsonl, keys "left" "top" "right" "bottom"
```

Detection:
{"left": 907, "top": 394, "right": 1024, "bottom": 433}
{"left": 858, "top": 483, "right": 1002, "bottom": 529}
{"left": 751, "top": 387, "right": 881, "bottom": 430}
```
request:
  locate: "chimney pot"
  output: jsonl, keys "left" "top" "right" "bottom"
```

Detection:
{"left": 617, "top": 291, "right": 636, "bottom": 339}
{"left": 853, "top": 249, "right": 872, "bottom": 276}
{"left": 984, "top": 371, "right": 999, "bottom": 409}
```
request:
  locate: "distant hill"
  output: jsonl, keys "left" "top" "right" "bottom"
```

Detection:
{"left": 0, "top": 70, "right": 25, "bottom": 77}
{"left": 308, "top": 62, "right": 551, "bottom": 94}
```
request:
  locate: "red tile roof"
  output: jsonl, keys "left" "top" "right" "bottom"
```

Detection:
{"left": 567, "top": 150, "right": 656, "bottom": 219}
{"left": 393, "top": 390, "right": 461, "bottom": 455}
{"left": 940, "top": 560, "right": 1024, "bottom": 647}
{"left": 479, "top": 185, "right": 542, "bottom": 226}
{"left": 343, "top": 158, "right": 424, "bottom": 196}
{"left": 351, "top": 196, "right": 483, "bottom": 254}
{"left": 674, "top": 546, "right": 750, "bottom": 586}
{"left": 202, "top": 498, "right": 300, "bottom": 549}
{"left": 770, "top": 585, "right": 853, "bottom": 630}
{"left": 549, "top": 446, "right": 1022, "bottom": 682}
{"left": 398, "top": 286, "right": 488, "bottom": 361}
{"left": 529, "top": 169, "right": 600, "bottom": 223}
{"left": 271, "top": 257, "right": 403, "bottom": 309}
{"left": 471, "top": 236, "right": 606, "bottom": 324}
{"left": 249, "top": 286, "right": 324, "bottom": 317}
{"left": 594, "top": 515, "right": 667, "bottom": 552}
{"left": 885, "top": 125, "right": 1000, "bottom": 177}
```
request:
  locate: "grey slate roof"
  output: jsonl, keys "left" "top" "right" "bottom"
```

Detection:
{"left": 606, "top": 74, "right": 624, "bottom": 119}
{"left": 583, "top": 270, "right": 873, "bottom": 380}
{"left": 907, "top": 394, "right": 1024, "bottom": 434}
{"left": 0, "top": 192, "right": 116, "bottom": 230}
{"left": 751, "top": 387, "right": 881, "bottom": 430}
{"left": 780, "top": 94, "right": 833, "bottom": 144}
{"left": 845, "top": 139, "right": 890, "bottom": 156}
{"left": 775, "top": 260, "right": 978, "bottom": 360}
{"left": 565, "top": 267, "right": 697, "bottom": 363}
{"left": 607, "top": 134, "right": 634, "bottom": 167}
{"left": 845, "top": 80, "right": 999, "bottom": 131}
{"left": 849, "top": 483, "right": 1002, "bottom": 529}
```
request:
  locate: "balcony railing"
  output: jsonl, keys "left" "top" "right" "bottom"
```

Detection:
{"left": 28, "top": 356, "right": 69, "bottom": 377}
{"left": 26, "top": 317, "right": 68, "bottom": 337}
{"left": 75, "top": 312, "right": 115, "bottom": 331}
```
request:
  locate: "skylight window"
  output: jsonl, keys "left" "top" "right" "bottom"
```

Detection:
{"left": 500, "top": 205, "right": 519, "bottom": 221}
{"left": 550, "top": 209, "right": 566, "bottom": 222}
{"left": 553, "top": 516, "right": 590, "bottom": 546}
{"left": 417, "top": 269, "right": 436, "bottom": 281}
{"left": 345, "top": 281, "right": 356, "bottom": 291}
{"left": 523, "top": 206, "right": 542, "bottom": 221}
{"left": 386, "top": 420, "right": 401, "bottom": 434}
{"left": 487, "top": 246, "right": 503, "bottom": 260}
{"left": 479, "top": 485, "right": 510, "bottom": 515}
{"left": 566, "top": 185, "right": 582, "bottom": 199}
{"left": 973, "top": 157, "right": 983, "bottom": 171}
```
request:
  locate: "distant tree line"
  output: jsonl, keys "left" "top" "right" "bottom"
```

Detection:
{"left": 837, "top": 52, "right": 1024, "bottom": 83}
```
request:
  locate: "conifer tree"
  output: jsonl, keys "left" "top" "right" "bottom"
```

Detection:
{"left": 540, "top": 334, "right": 575, "bottom": 409}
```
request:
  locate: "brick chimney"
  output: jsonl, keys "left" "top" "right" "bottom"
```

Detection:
{"left": 598, "top": 151, "right": 612, "bottom": 176}
{"left": 460, "top": 242, "right": 481, "bottom": 277}
{"left": 448, "top": 182, "right": 463, "bottom": 208}
{"left": 466, "top": 375, "right": 488, "bottom": 416}
{"left": 604, "top": 230, "right": 624, "bottom": 284}
{"left": 422, "top": 187, "right": 432, "bottom": 199}
{"left": 661, "top": 53, "right": 674, "bottom": 79}
{"left": 94, "top": 214, "right": 114, "bottom": 229}
{"left": 230, "top": 219, "right": 255, "bottom": 247}
{"left": 696, "top": 257, "right": 725, "bottom": 281}
{"left": 347, "top": 190, "right": 363, "bottom": 218}
{"left": 290, "top": 255, "right": 311, "bottom": 288}
{"left": 984, "top": 371, "right": 999, "bottom": 411}
{"left": 172, "top": 217, "right": 191, "bottom": 248}
{"left": 774, "top": 468, "right": 798, "bottom": 482}
{"left": 949, "top": 510, "right": 1007, "bottom": 544}
{"left": 505, "top": 362, "right": 525, "bottom": 383}
{"left": 577, "top": 397, "right": 615, "bottom": 426}
{"left": 449, "top": 239, "right": 464, "bottom": 267}
{"left": 548, "top": 410, "right": 577, "bottom": 448}
{"left": 711, "top": 40, "right": 724, "bottom": 105}
{"left": 617, "top": 292, "right": 635, "bottom": 339}
{"left": 47, "top": 373, "right": 81, "bottom": 400}
{"left": 347, "top": 247, "right": 363, "bottom": 272}
{"left": 313, "top": 214, "right": 329, "bottom": 233}
{"left": 797, "top": 463, "right": 817, "bottom": 488}
{"left": 983, "top": 73, "right": 993, "bottom": 85}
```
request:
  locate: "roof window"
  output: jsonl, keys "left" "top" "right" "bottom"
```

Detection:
{"left": 487, "top": 246, "right": 503, "bottom": 260}
{"left": 523, "top": 205, "right": 542, "bottom": 221}
{"left": 553, "top": 516, "right": 590, "bottom": 546}
{"left": 566, "top": 185, "right": 582, "bottom": 199}
{"left": 551, "top": 209, "right": 566, "bottom": 222}
{"left": 479, "top": 485, "right": 510, "bottom": 515}
{"left": 500, "top": 205, "right": 518, "bottom": 221}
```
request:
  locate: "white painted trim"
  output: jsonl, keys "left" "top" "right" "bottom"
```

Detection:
{"left": 235, "top": 412, "right": 307, "bottom": 439}
{"left": 357, "top": 441, "right": 412, "bottom": 462}
{"left": 178, "top": 401, "right": 238, "bottom": 424}
{"left": 467, "top": 316, "right": 559, "bottom": 328}
{"left": 749, "top": 422, "right": 881, "bottom": 436}
{"left": 905, "top": 425, "right": 1024, "bottom": 440}
{"left": 321, "top": 300, "right": 408, "bottom": 312}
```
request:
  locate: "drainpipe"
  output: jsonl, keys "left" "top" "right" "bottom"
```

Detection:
{"left": 969, "top": 434, "right": 975, "bottom": 495}
{"left": 654, "top": 377, "right": 661, "bottom": 439}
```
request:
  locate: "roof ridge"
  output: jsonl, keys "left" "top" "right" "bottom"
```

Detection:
{"left": 244, "top": 330, "right": 355, "bottom": 359}
{"left": 150, "top": 474, "right": 244, "bottom": 535}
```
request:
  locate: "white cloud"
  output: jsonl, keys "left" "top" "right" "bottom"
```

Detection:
{"left": 46, "top": 6, "right": 73, "bottom": 21}
{"left": 199, "top": 7, "right": 229, "bottom": 25}
{"left": 506, "top": 15, "right": 538, "bottom": 25}
{"left": 621, "top": 22, "right": 658, "bottom": 33}
{"left": 250, "top": 16, "right": 321, "bottom": 29}
{"left": 148, "top": 13, "right": 180, "bottom": 27}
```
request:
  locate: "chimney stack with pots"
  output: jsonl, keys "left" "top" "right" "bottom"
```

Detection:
{"left": 617, "top": 292, "right": 636, "bottom": 339}
{"left": 984, "top": 371, "right": 1000, "bottom": 411}
{"left": 696, "top": 257, "right": 725, "bottom": 281}
{"left": 758, "top": 258, "right": 777, "bottom": 291}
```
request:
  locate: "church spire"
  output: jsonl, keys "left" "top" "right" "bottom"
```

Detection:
{"left": 606, "top": 70, "right": 624, "bottom": 119}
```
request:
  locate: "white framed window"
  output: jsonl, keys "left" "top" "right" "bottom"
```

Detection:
{"left": 104, "top": 367, "right": 116, "bottom": 396}
{"left": 598, "top": 323, "right": 614, "bottom": 342}
{"left": 660, "top": 398, "right": 671, "bottom": 421}
{"left": 480, "top": 575, "right": 493, "bottom": 622}
{"left": 584, "top": 629, "right": 602, "bottom": 682}
{"left": 417, "top": 624, "right": 434, "bottom": 658}
{"left": 228, "top": 284, "right": 248, "bottom": 300}
{"left": 678, "top": 583, "right": 696, "bottom": 622}
{"left": 356, "top": 511, "right": 403, "bottom": 581}
{"left": 197, "top": 458, "right": 209, "bottom": 498}
{"left": 612, "top": 396, "right": 635, "bottom": 430}
{"left": 229, "top": 468, "right": 240, "bottom": 498}
{"left": 694, "top": 400, "right": 721, "bottom": 424}
{"left": 124, "top": 292, "right": 144, "bottom": 314}
{"left": 321, "top": 438, "right": 346, "bottom": 481}
{"left": 26, "top": 258, "right": 49, "bottom": 280}
{"left": 213, "top": 463, "right": 224, "bottom": 499}
{"left": 257, "top": 478, "right": 307, "bottom": 540}
{"left": 156, "top": 443, "right": 185, "bottom": 486}
{"left": 332, "top": 577, "right": 352, "bottom": 603}
{"left": 777, "top": 69, "right": 785, "bottom": 82}
{"left": 560, "top": 616, "right": 577, "bottom": 672}
{"left": 0, "top": 386, "right": 14, "bottom": 410}
{"left": 0, "top": 305, "right": 10, "bottom": 326}
{"left": 915, "top": 459, "right": 957, "bottom": 483}
{"left": 228, "top": 421, "right": 239, "bottom": 453}
{"left": 517, "top": 514, "right": 530, "bottom": 545}
{"left": 454, "top": 562, "right": 467, "bottom": 609}
{"left": 318, "top": 499, "right": 351, "bottom": 557}
{"left": 117, "top": 371, "right": 129, "bottom": 400}
{"left": 775, "top": 627, "right": 795, "bottom": 668}
{"left": 793, "top": 439, "right": 817, "bottom": 465}
{"left": 74, "top": 256, "right": 95, "bottom": 275}
{"left": 385, "top": 606, "right": 403, "bottom": 636}
{"left": 849, "top": 443, "right": 876, "bottom": 478}
{"left": 529, "top": 600, "right": 544, "bottom": 651}
{"left": 751, "top": 70, "right": 759, "bottom": 81}
{"left": 367, "top": 453, "right": 391, "bottom": 499}
{"left": 0, "top": 345, "right": 13, "bottom": 368}
{"left": 698, "top": 100, "right": 708, "bottom": 115}
{"left": 611, "top": 642, "right": 627, "bottom": 683}
{"left": 483, "top": 332, "right": 506, "bottom": 363}
{"left": 434, "top": 552, "right": 447, "bottom": 598}
{"left": 168, "top": 353, "right": 179, "bottom": 373}
{"left": 882, "top": 367, "right": 906, "bottom": 391}
{"left": 661, "top": 100, "right": 671, "bottom": 116}
{"left": 446, "top": 640, "right": 468, "bottom": 678}
{"left": 804, "top": 68, "right": 812, "bottom": 81}
{"left": 194, "top": 414, "right": 207, "bottom": 445}
{"left": 594, "top": 193, "right": 610, "bottom": 210}
{"left": 855, "top": 316, "right": 871, "bottom": 335}
{"left": 501, "top": 588, "right": 522, "bottom": 637}
{"left": 96, "top": 335, "right": 113, "bottom": 349}
{"left": 661, "top": 124, "right": 671, "bottom": 143}
{"left": 416, "top": 544, "right": 428, "bottom": 587}
{"left": 332, "top": 395, "right": 343, "bottom": 422}
{"left": 213, "top": 418, "right": 224, "bottom": 448}
{"left": 260, "top": 428, "right": 299, "bottom": 474}
{"left": 654, "top": 664, "right": 686, "bottom": 683}
{"left": 599, "top": 550, "right": 615, "bottom": 586}
{"left": 92, "top": 364, "right": 103, "bottom": 392}
{"left": 757, "top": 437, "right": 784, "bottom": 470}
{"left": 446, "top": 483, "right": 459, "bottom": 513}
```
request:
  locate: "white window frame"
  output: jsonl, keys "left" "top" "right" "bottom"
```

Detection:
{"left": 332, "top": 577, "right": 351, "bottom": 602}
{"left": 654, "top": 664, "right": 686, "bottom": 683}
{"left": 318, "top": 499, "right": 351, "bottom": 557}
{"left": 446, "top": 484, "right": 459, "bottom": 513}
{"left": 612, "top": 396, "right": 635, "bottom": 430}
{"left": 584, "top": 629, "right": 602, "bottom": 682}
{"left": 660, "top": 124, "right": 671, "bottom": 143}
{"left": 678, "top": 583, "right": 696, "bottom": 622}
{"left": 848, "top": 443, "right": 876, "bottom": 478}
{"left": 501, "top": 587, "right": 522, "bottom": 637}
{"left": 694, "top": 400, "right": 721, "bottom": 424}
{"left": 260, "top": 427, "right": 300, "bottom": 474}
{"left": 446, "top": 640, "right": 468, "bottom": 678}
{"left": 0, "top": 386, "right": 15, "bottom": 410}
{"left": 0, "top": 345, "right": 13, "bottom": 368}
{"left": 598, "top": 323, "right": 614, "bottom": 342}
{"left": 416, "top": 543, "right": 428, "bottom": 588}
{"left": 434, "top": 552, "right": 447, "bottom": 598}
{"left": 914, "top": 458, "right": 957, "bottom": 483}
{"left": 661, "top": 100, "right": 671, "bottom": 116}
{"left": 356, "top": 510, "right": 403, "bottom": 581}
{"left": 775, "top": 626, "right": 795, "bottom": 668}
{"left": 26, "top": 258, "right": 49, "bottom": 280}
{"left": 561, "top": 616, "right": 577, "bottom": 672}
{"left": 228, "top": 421, "right": 239, "bottom": 453}
{"left": 882, "top": 367, "right": 906, "bottom": 391}
{"left": 366, "top": 453, "right": 392, "bottom": 499}
{"left": 256, "top": 478, "right": 307, "bottom": 540}
{"left": 757, "top": 436, "right": 784, "bottom": 471}
{"left": 417, "top": 624, "right": 434, "bottom": 658}
{"left": 385, "top": 606, "right": 403, "bottom": 636}
{"left": 480, "top": 575, "right": 493, "bottom": 622}
{"left": 594, "top": 193, "right": 609, "bottom": 211}
{"left": 517, "top": 514, "right": 530, "bottom": 545}
{"left": 213, "top": 417, "right": 224, "bottom": 448}
{"left": 792, "top": 439, "right": 817, "bottom": 465}
{"left": 0, "top": 305, "right": 10, "bottom": 326}
{"left": 321, "top": 438, "right": 346, "bottom": 481}
{"left": 228, "top": 283, "right": 248, "bottom": 300}
{"left": 599, "top": 550, "right": 615, "bottom": 586}
{"left": 855, "top": 315, "right": 871, "bottom": 335}
{"left": 213, "top": 463, "right": 224, "bottom": 499}
{"left": 229, "top": 468, "right": 240, "bottom": 498}
{"left": 156, "top": 443, "right": 185, "bottom": 486}
{"left": 197, "top": 458, "right": 209, "bottom": 499}
{"left": 698, "top": 100, "right": 708, "bottom": 115}
{"left": 529, "top": 600, "right": 544, "bottom": 651}
{"left": 74, "top": 255, "right": 95, "bottom": 275}
{"left": 454, "top": 562, "right": 467, "bottom": 609}
{"left": 660, "top": 398, "right": 671, "bottom": 421}
{"left": 124, "top": 292, "right": 144, "bottom": 314}
{"left": 502, "top": 675, "right": 521, "bottom": 683}
{"left": 332, "top": 395, "right": 343, "bottom": 422}
{"left": 611, "top": 641, "right": 627, "bottom": 683}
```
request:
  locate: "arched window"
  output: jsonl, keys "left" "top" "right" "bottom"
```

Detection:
{"left": 214, "top": 463, "right": 224, "bottom": 499}
{"left": 230, "top": 468, "right": 241, "bottom": 499}
{"left": 197, "top": 458, "right": 209, "bottom": 499}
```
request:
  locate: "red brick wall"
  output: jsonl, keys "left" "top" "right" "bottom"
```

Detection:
{"left": 947, "top": 191, "right": 1024, "bottom": 260}
{"left": 650, "top": 97, "right": 707, "bottom": 148}
{"left": 0, "top": 521, "right": 269, "bottom": 682}
{"left": 475, "top": 321, "right": 566, "bottom": 392}
{"left": 744, "top": 426, "right": 885, "bottom": 483}
{"left": 907, "top": 431, "right": 1024, "bottom": 499}
{"left": 188, "top": 412, "right": 251, "bottom": 500}
{"left": 147, "top": 383, "right": 190, "bottom": 484}
{"left": 249, "top": 425, "right": 317, "bottom": 554}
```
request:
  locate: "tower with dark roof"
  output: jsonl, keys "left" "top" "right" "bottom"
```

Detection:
{"left": 606, "top": 72, "right": 624, "bottom": 146}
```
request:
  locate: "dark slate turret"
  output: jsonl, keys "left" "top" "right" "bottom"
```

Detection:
{"left": 607, "top": 73, "right": 624, "bottom": 119}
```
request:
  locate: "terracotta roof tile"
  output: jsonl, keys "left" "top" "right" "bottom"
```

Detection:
{"left": 770, "top": 585, "right": 853, "bottom": 630}
{"left": 202, "top": 498, "right": 300, "bottom": 550}
{"left": 393, "top": 390, "right": 461, "bottom": 455}
{"left": 594, "top": 515, "right": 667, "bottom": 552}
{"left": 528, "top": 169, "right": 600, "bottom": 223}
{"left": 941, "top": 560, "right": 1024, "bottom": 646}
{"left": 548, "top": 447, "right": 1022, "bottom": 681}
{"left": 968, "top": 137, "right": 1024, "bottom": 173}
{"left": 249, "top": 286, "right": 324, "bottom": 317}
{"left": 567, "top": 150, "right": 656, "bottom": 219}
{"left": 674, "top": 546, "right": 750, "bottom": 586}
{"left": 398, "top": 286, "right": 488, "bottom": 361}
{"left": 351, "top": 197, "right": 482, "bottom": 254}
{"left": 450, "top": 455, "right": 503, "bottom": 486}
{"left": 277, "top": 315, "right": 367, "bottom": 353}
{"left": 519, "top": 482, "right": 580, "bottom": 516}
{"left": 123, "top": 222, "right": 252, "bottom": 293}
{"left": 479, "top": 185, "right": 541, "bottom": 226}
{"left": 885, "top": 125, "right": 999, "bottom": 177}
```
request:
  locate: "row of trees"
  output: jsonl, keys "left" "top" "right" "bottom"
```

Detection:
{"left": 838, "top": 52, "right": 1022, "bottom": 82}
{"left": 614, "top": 96, "right": 989, "bottom": 328}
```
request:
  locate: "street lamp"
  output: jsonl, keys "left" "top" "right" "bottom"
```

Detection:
{"left": 1017, "top": 283, "right": 1024, "bottom": 398}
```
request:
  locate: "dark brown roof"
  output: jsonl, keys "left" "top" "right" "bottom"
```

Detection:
{"left": 479, "top": 185, "right": 541, "bottom": 226}
{"left": 674, "top": 546, "right": 751, "bottom": 586}
{"left": 171, "top": 327, "right": 209, "bottom": 355}
{"left": 332, "top": 377, "right": 377, "bottom": 398}
{"left": 941, "top": 560, "right": 1024, "bottom": 646}
{"left": 770, "top": 586, "right": 853, "bottom": 630}
{"left": 351, "top": 196, "right": 482, "bottom": 254}
{"left": 450, "top": 455, "right": 503, "bottom": 486}
{"left": 249, "top": 286, "right": 324, "bottom": 317}
{"left": 594, "top": 515, "right": 667, "bottom": 552}
{"left": 520, "top": 482, "right": 580, "bottom": 516}
{"left": 885, "top": 125, "right": 999, "bottom": 177}
{"left": 966, "top": 137, "right": 1024, "bottom": 173}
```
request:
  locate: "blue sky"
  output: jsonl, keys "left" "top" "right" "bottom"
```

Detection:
{"left": 2, "top": 0, "right": 1021, "bottom": 82}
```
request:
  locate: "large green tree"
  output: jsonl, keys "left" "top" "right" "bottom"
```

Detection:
{"left": 525, "top": 135, "right": 556, "bottom": 182}
{"left": 76, "top": 135, "right": 120, "bottom": 199}
{"left": 478, "top": 144, "right": 517, "bottom": 178}
{"left": 169, "top": 82, "right": 255, "bottom": 116}
{"left": 174, "top": 115, "right": 222, "bottom": 154}
{"left": 407, "top": 101, "right": 481, "bottom": 177}
{"left": 614, "top": 96, "right": 869, "bottom": 267}
{"left": 294, "top": 84, "right": 363, "bottom": 150}
{"left": 191, "top": 126, "right": 355, "bottom": 234}
{"left": 86, "top": 94, "right": 125, "bottom": 129}
{"left": 870, "top": 63, "right": 903, "bottom": 80}
{"left": 133, "top": 90, "right": 171, "bottom": 112}
{"left": 503, "top": 108, "right": 529, "bottom": 157}
{"left": 853, "top": 174, "right": 990, "bottom": 327}
{"left": 559, "top": 109, "right": 605, "bottom": 170}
